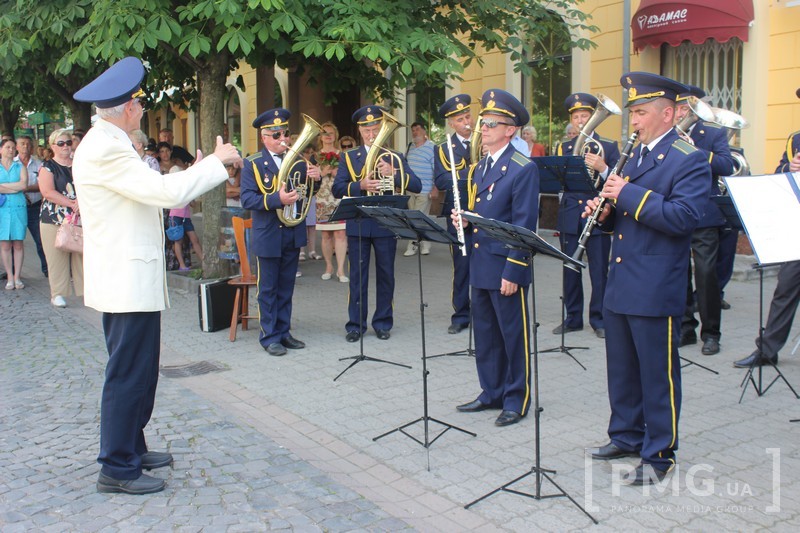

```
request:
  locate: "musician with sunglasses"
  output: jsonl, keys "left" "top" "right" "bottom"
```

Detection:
{"left": 452, "top": 89, "right": 539, "bottom": 427}
{"left": 433, "top": 94, "right": 474, "bottom": 335}
{"left": 332, "top": 105, "right": 421, "bottom": 342}
{"left": 555, "top": 93, "right": 620, "bottom": 339}
{"left": 240, "top": 108, "right": 320, "bottom": 356}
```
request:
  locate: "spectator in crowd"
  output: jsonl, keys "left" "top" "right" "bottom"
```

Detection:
{"left": 129, "top": 130, "right": 160, "bottom": 171}
{"left": 521, "top": 125, "right": 546, "bottom": 157}
{"left": 404, "top": 121, "right": 435, "bottom": 256}
{"left": 156, "top": 142, "right": 175, "bottom": 174}
{"left": 71, "top": 130, "right": 85, "bottom": 152}
{"left": 315, "top": 121, "right": 348, "bottom": 282}
{"left": 38, "top": 129, "right": 83, "bottom": 307}
{"left": 0, "top": 138, "right": 29, "bottom": 290}
{"left": 225, "top": 164, "right": 242, "bottom": 207}
{"left": 15, "top": 135, "right": 48, "bottom": 277}
{"left": 339, "top": 136, "right": 356, "bottom": 152}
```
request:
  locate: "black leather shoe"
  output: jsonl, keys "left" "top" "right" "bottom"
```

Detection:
{"left": 495, "top": 411, "right": 523, "bottom": 427}
{"left": 590, "top": 442, "right": 638, "bottom": 460}
{"left": 594, "top": 328, "right": 605, "bottom": 339}
{"left": 679, "top": 331, "right": 697, "bottom": 347}
{"left": 375, "top": 329, "right": 391, "bottom": 340}
{"left": 720, "top": 298, "right": 731, "bottom": 310}
{"left": 265, "top": 343, "right": 287, "bottom": 356}
{"left": 456, "top": 399, "right": 491, "bottom": 412}
{"left": 627, "top": 463, "right": 673, "bottom": 486}
{"left": 281, "top": 335, "right": 306, "bottom": 349}
{"left": 701, "top": 338, "right": 720, "bottom": 355}
{"left": 97, "top": 472, "right": 165, "bottom": 494}
{"left": 553, "top": 323, "right": 582, "bottom": 335}
{"left": 142, "top": 451, "right": 173, "bottom": 470}
{"left": 345, "top": 331, "right": 361, "bottom": 343}
{"left": 734, "top": 351, "right": 777, "bottom": 368}
{"left": 448, "top": 323, "right": 469, "bottom": 334}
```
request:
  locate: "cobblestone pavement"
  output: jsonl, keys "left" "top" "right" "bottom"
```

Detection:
{"left": 2, "top": 230, "right": 800, "bottom": 532}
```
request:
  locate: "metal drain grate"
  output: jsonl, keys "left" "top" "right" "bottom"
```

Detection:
{"left": 160, "top": 361, "right": 228, "bottom": 378}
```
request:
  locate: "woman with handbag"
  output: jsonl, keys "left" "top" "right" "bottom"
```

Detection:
{"left": 38, "top": 129, "right": 83, "bottom": 308}
{"left": 0, "top": 138, "right": 29, "bottom": 290}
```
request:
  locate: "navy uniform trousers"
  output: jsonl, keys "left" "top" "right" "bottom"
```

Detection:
{"left": 347, "top": 231, "right": 395, "bottom": 333}
{"left": 257, "top": 229, "right": 301, "bottom": 347}
{"left": 99, "top": 311, "right": 161, "bottom": 479}
{"left": 559, "top": 232, "right": 611, "bottom": 330}
{"left": 605, "top": 310, "right": 682, "bottom": 470}
{"left": 755, "top": 260, "right": 800, "bottom": 358}
{"left": 448, "top": 227, "right": 472, "bottom": 327}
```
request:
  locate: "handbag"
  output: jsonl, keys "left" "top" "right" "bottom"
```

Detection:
{"left": 166, "top": 217, "right": 185, "bottom": 242}
{"left": 55, "top": 213, "right": 83, "bottom": 254}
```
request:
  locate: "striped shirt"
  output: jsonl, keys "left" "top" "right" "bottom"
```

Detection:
{"left": 406, "top": 140, "right": 435, "bottom": 194}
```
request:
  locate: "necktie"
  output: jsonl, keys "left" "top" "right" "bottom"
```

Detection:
{"left": 638, "top": 146, "right": 649, "bottom": 167}
{"left": 484, "top": 157, "right": 493, "bottom": 178}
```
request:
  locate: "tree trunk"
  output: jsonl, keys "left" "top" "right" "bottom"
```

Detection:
{"left": 196, "top": 52, "right": 231, "bottom": 279}
{"left": 0, "top": 100, "right": 20, "bottom": 137}
{"left": 69, "top": 102, "right": 93, "bottom": 132}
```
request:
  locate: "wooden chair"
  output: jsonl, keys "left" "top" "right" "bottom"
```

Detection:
{"left": 228, "top": 216, "right": 258, "bottom": 341}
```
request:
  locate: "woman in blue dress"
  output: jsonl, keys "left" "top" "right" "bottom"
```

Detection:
{"left": 0, "top": 138, "right": 29, "bottom": 289}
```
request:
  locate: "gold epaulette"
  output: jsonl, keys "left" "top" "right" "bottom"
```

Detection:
{"left": 438, "top": 144, "right": 466, "bottom": 172}
{"left": 467, "top": 164, "right": 478, "bottom": 210}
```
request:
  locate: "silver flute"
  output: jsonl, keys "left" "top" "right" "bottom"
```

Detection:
{"left": 447, "top": 132, "right": 467, "bottom": 256}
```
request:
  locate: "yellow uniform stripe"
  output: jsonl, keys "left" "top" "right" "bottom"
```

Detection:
{"left": 708, "top": 152, "right": 713, "bottom": 164}
{"left": 519, "top": 287, "right": 531, "bottom": 416}
{"left": 507, "top": 257, "right": 528, "bottom": 267}
{"left": 667, "top": 316, "right": 677, "bottom": 449}
{"left": 634, "top": 190, "right": 652, "bottom": 221}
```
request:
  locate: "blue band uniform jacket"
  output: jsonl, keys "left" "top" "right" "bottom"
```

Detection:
{"left": 601, "top": 128, "right": 711, "bottom": 317}
{"left": 689, "top": 121, "right": 735, "bottom": 228}
{"left": 775, "top": 130, "right": 800, "bottom": 173}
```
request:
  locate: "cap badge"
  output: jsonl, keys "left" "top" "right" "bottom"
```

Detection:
{"left": 366, "top": 114, "right": 374, "bottom": 122}
{"left": 629, "top": 87, "right": 638, "bottom": 99}
{"left": 456, "top": 103, "right": 464, "bottom": 110}
{"left": 489, "top": 91, "right": 495, "bottom": 98}
{"left": 274, "top": 110, "right": 279, "bottom": 116}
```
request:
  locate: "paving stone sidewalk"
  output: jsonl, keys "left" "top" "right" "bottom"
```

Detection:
{"left": 2, "top": 233, "right": 800, "bottom": 532}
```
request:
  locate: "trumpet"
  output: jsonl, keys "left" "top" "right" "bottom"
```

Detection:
{"left": 276, "top": 113, "right": 322, "bottom": 227}
{"left": 565, "top": 131, "right": 638, "bottom": 273}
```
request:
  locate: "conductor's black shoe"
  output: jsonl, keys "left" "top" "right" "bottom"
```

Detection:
{"left": 495, "top": 411, "right": 523, "bottom": 427}
{"left": 679, "top": 331, "right": 697, "bottom": 347}
{"left": 97, "top": 472, "right": 165, "bottom": 495}
{"left": 590, "top": 442, "right": 638, "bottom": 460}
{"left": 142, "top": 451, "right": 173, "bottom": 470}
{"left": 701, "top": 338, "right": 720, "bottom": 355}
{"left": 448, "top": 322, "right": 469, "bottom": 334}
{"left": 281, "top": 335, "right": 306, "bottom": 349}
{"left": 734, "top": 351, "right": 777, "bottom": 368}
{"left": 626, "top": 463, "right": 673, "bottom": 486}
{"left": 594, "top": 328, "right": 606, "bottom": 339}
{"left": 345, "top": 331, "right": 361, "bottom": 343}
{"left": 720, "top": 298, "right": 731, "bottom": 310}
{"left": 265, "top": 343, "right": 287, "bottom": 356}
{"left": 456, "top": 399, "right": 491, "bottom": 412}
{"left": 375, "top": 329, "right": 391, "bottom": 340}
{"left": 552, "top": 323, "right": 582, "bottom": 335}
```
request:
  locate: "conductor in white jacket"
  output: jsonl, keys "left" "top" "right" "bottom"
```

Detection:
{"left": 72, "top": 57, "right": 242, "bottom": 495}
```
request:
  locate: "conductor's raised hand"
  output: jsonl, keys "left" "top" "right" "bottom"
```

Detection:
{"left": 213, "top": 136, "right": 243, "bottom": 168}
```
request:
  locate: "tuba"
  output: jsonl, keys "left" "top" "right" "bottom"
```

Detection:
{"left": 675, "top": 96, "right": 715, "bottom": 145}
{"left": 469, "top": 115, "right": 482, "bottom": 163}
{"left": 572, "top": 94, "right": 621, "bottom": 187}
{"left": 276, "top": 113, "right": 323, "bottom": 226}
{"left": 710, "top": 106, "right": 751, "bottom": 177}
{"left": 364, "top": 110, "right": 407, "bottom": 195}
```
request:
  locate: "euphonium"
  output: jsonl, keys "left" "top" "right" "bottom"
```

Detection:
{"left": 276, "top": 113, "right": 323, "bottom": 227}
{"left": 469, "top": 115, "right": 482, "bottom": 163}
{"left": 364, "top": 111, "right": 406, "bottom": 196}
{"left": 572, "top": 94, "right": 621, "bottom": 187}
{"left": 710, "top": 106, "right": 751, "bottom": 177}
{"left": 675, "top": 96, "right": 715, "bottom": 145}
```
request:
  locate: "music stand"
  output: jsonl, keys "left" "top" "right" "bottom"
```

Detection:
{"left": 328, "top": 196, "right": 412, "bottom": 381}
{"left": 365, "top": 207, "right": 477, "bottom": 470}
{"left": 461, "top": 213, "right": 597, "bottom": 525}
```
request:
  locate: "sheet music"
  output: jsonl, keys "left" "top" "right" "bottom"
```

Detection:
{"left": 724, "top": 173, "right": 800, "bottom": 265}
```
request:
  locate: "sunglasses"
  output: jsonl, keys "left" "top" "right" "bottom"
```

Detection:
{"left": 265, "top": 130, "right": 290, "bottom": 140}
{"left": 480, "top": 119, "right": 514, "bottom": 129}
{"left": 56, "top": 140, "right": 74, "bottom": 147}
{"left": 341, "top": 144, "right": 354, "bottom": 149}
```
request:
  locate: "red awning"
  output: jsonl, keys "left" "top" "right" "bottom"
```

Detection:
{"left": 632, "top": 0, "right": 754, "bottom": 52}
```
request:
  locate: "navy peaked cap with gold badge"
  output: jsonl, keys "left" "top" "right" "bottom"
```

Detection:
{"left": 564, "top": 93, "right": 597, "bottom": 115}
{"left": 479, "top": 89, "right": 529, "bottom": 126}
{"left": 677, "top": 84, "right": 706, "bottom": 102}
{"left": 438, "top": 94, "right": 471, "bottom": 119}
{"left": 253, "top": 108, "right": 291, "bottom": 130}
{"left": 73, "top": 57, "right": 146, "bottom": 108}
{"left": 352, "top": 105, "right": 386, "bottom": 126}
{"left": 621, "top": 72, "right": 688, "bottom": 107}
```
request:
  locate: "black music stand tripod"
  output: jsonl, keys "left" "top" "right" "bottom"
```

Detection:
{"left": 461, "top": 214, "right": 597, "bottom": 525}
{"left": 365, "top": 207, "right": 477, "bottom": 470}
{"left": 536, "top": 156, "right": 594, "bottom": 370}
{"left": 328, "top": 196, "right": 412, "bottom": 381}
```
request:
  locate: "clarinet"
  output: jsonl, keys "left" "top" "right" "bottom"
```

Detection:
{"left": 565, "top": 131, "right": 638, "bottom": 272}
{"left": 447, "top": 133, "right": 468, "bottom": 256}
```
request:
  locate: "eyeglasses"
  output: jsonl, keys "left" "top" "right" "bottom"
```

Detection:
{"left": 265, "top": 130, "right": 290, "bottom": 140}
{"left": 480, "top": 119, "right": 515, "bottom": 129}
{"left": 341, "top": 144, "right": 354, "bottom": 149}
{"left": 55, "top": 140, "right": 74, "bottom": 147}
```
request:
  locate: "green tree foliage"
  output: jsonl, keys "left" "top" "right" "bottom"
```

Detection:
{"left": 0, "top": 0, "right": 595, "bottom": 275}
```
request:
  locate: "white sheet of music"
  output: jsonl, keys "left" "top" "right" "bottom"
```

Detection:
{"left": 724, "top": 173, "right": 800, "bottom": 265}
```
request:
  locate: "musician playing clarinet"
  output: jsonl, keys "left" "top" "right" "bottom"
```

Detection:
{"left": 585, "top": 72, "right": 710, "bottom": 485}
